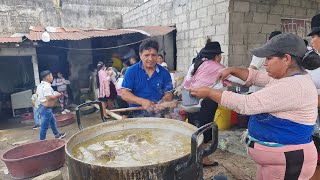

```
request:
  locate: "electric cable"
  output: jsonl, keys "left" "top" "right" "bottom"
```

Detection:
{"left": 40, "top": 38, "right": 149, "bottom": 51}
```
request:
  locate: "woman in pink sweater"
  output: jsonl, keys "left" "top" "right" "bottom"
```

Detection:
{"left": 96, "top": 62, "right": 111, "bottom": 119}
{"left": 190, "top": 33, "right": 320, "bottom": 179}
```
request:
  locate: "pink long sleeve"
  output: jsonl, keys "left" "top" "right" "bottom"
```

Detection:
{"left": 245, "top": 68, "right": 274, "bottom": 87}
{"left": 221, "top": 72, "right": 318, "bottom": 125}
{"left": 183, "top": 61, "right": 226, "bottom": 89}
{"left": 98, "top": 70, "right": 110, "bottom": 98}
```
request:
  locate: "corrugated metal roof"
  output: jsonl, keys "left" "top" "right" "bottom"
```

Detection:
{"left": 0, "top": 37, "right": 22, "bottom": 43}
{"left": 133, "top": 26, "right": 176, "bottom": 37}
{"left": 0, "top": 26, "right": 176, "bottom": 42}
{"left": 26, "top": 31, "right": 90, "bottom": 41}
{"left": 0, "top": 34, "right": 22, "bottom": 43}
{"left": 81, "top": 29, "right": 137, "bottom": 38}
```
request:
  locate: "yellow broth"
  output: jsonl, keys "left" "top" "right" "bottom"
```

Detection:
{"left": 72, "top": 128, "right": 191, "bottom": 167}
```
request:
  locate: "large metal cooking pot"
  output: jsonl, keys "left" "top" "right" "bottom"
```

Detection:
{"left": 65, "top": 101, "right": 218, "bottom": 180}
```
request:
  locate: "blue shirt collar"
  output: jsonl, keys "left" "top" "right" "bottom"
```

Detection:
{"left": 138, "top": 60, "right": 160, "bottom": 73}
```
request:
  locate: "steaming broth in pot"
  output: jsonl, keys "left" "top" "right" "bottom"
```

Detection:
{"left": 72, "top": 129, "right": 191, "bottom": 167}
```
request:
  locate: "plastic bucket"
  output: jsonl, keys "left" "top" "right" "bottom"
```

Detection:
{"left": 214, "top": 106, "right": 231, "bottom": 130}
{"left": 231, "top": 111, "right": 238, "bottom": 126}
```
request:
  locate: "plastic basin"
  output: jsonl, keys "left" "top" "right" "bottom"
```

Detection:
{"left": 55, "top": 114, "right": 75, "bottom": 127}
{"left": 1, "top": 139, "right": 65, "bottom": 179}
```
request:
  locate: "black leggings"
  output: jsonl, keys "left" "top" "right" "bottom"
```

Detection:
{"left": 187, "top": 98, "right": 218, "bottom": 143}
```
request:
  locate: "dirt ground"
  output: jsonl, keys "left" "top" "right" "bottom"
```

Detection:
{"left": 0, "top": 112, "right": 256, "bottom": 180}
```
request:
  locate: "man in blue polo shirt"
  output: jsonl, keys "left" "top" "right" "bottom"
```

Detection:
{"left": 121, "top": 40, "right": 173, "bottom": 117}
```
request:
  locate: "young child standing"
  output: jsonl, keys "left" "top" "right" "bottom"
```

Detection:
{"left": 52, "top": 72, "right": 70, "bottom": 114}
{"left": 31, "top": 87, "right": 40, "bottom": 129}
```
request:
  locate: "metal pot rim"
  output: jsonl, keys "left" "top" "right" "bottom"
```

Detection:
{"left": 65, "top": 118, "right": 202, "bottom": 168}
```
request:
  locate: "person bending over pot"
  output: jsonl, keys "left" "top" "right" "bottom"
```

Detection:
{"left": 190, "top": 33, "right": 320, "bottom": 179}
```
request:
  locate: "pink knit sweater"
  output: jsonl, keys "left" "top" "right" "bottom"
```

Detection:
{"left": 221, "top": 68, "right": 318, "bottom": 125}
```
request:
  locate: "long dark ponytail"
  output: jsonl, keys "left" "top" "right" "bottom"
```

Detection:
{"left": 191, "top": 39, "right": 219, "bottom": 76}
{"left": 300, "top": 50, "right": 320, "bottom": 70}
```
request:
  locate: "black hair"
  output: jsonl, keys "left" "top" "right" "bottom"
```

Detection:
{"left": 158, "top": 54, "right": 164, "bottom": 58}
{"left": 32, "top": 86, "right": 37, "bottom": 93}
{"left": 301, "top": 50, "right": 320, "bottom": 70}
{"left": 268, "top": 31, "right": 282, "bottom": 40}
{"left": 123, "top": 60, "right": 131, "bottom": 67}
{"left": 191, "top": 38, "right": 221, "bottom": 76}
{"left": 96, "top": 61, "right": 105, "bottom": 88}
{"left": 275, "top": 51, "right": 320, "bottom": 70}
{"left": 139, "top": 40, "right": 159, "bottom": 53}
{"left": 304, "top": 39, "right": 308, "bottom": 46}
{"left": 191, "top": 51, "right": 219, "bottom": 76}
{"left": 40, "top": 70, "right": 51, "bottom": 80}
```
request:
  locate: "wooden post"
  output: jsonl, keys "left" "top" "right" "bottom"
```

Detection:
{"left": 32, "top": 55, "right": 40, "bottom": 85}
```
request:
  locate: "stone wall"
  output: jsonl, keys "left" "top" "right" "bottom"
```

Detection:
{"left": 67, "top": 39, "right": 92, "bottom": 103}
{"left": 229, "top": 0, "right": 320, "bottom": 67}
{"left": 0, "top": 0, "right": 144, "bottom": 33}
{"left": 122, "top": 0, "right": 231, "bottom": 71}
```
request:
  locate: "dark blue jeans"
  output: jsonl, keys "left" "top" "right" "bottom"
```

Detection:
{"left": 38, "top": 105, "right": 59, "bottom": 140}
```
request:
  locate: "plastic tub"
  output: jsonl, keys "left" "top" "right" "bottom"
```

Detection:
{"left": 1, "top": 139, "right": 65, "bottom": 179}
{"left": 55, "top": 114, "right": 75, "bottom": 127}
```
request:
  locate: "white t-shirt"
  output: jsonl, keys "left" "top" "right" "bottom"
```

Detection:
{"left": 307, "top": 68, "right": 320, "bottom": 94}
{"left": 36, "top": 81, "right": 56, "bottom": 103}
{"left": 250, "top": 55, "right": 266, "bottom": 71}
{"left": 31, "top": 94, "right": 40, "bottom": 109}
{"left": 249, "top": 56, "right": 266, "bottom": 93}
{"left": 160, "top": 62, "right": 168, "bottom": 68}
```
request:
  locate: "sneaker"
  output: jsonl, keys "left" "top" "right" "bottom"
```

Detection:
{"left": 64, "top": 109, "right": 70, "bottom": 113}
{"left": 32, "top": 125, "right": 40, "bottom": 130}
{"left": 55, "top": 132, "right": 66, "bottom": 139}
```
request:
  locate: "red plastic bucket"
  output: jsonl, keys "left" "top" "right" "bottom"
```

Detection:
{"left": 231, "top": 111, "right": 238, "bottom": 126}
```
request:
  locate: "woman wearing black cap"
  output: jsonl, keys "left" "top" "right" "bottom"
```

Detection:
{"left": 308, "top": 14, "right": 320, "bottom": 107}
{"left": 308, "top": 13, "right": 320, "bottom": 179}
{"left": 190, "top": 33, "right": 320, "bottom": 179}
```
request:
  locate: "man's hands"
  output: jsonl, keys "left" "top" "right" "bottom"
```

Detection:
{"left": 141, "top": 99, "right": 172, "bottom": 112}
{"left": 173, "top": 85, "right": 182, "bottom": 96}
{"left": 141, "top": 99, "right": 155, "bottom": 111}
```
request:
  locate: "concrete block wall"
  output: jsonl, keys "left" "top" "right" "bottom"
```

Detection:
{"left": 67, "top": 39, "right": 92, "bottom": 103}
{"left": 122, "top": 0, "right": 231, "bottom": 71}
{"left": 229, "top": 0, "right": 320, "bottom": 67}
{"left": 0, "top": 0, "right": 144, "bottom": 33}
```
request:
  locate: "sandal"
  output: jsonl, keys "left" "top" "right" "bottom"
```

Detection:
{"left": 104, "top": 115, "right": 111, "bottom": 119}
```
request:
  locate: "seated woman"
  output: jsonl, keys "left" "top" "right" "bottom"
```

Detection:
{"left": 190, "top": 33, "right": 320, "bottom": 179}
